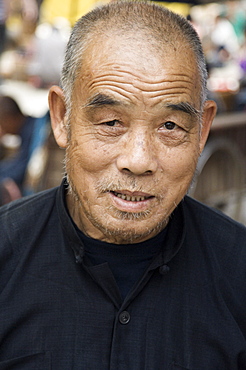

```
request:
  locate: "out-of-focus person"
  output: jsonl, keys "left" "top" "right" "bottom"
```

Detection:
{"left": 0, "top": 95, "right": 35, "bottom": 205}
{"left": 26, "top": 19, "right": 69, "bottom": 88}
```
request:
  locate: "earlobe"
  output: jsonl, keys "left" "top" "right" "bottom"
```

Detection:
{"left": 199, "top": 100, "right": 217, "bottom": 154}
{"left": 48, "top": 86, "right": 68, "bottom": 148}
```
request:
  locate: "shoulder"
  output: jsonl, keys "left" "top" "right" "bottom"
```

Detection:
{"left": 183, "top": 195, "right": 246, "bottom": 240}
{"left": 182, "top": 196, "right": 246, "bottom": 280}
{"left": 0, "top": 186, "right": 59, "bottom": 246}
{"left": 181, "top": 198, "right": 246, "bottom": 339}
{"left": 0, "top": 187, "right": 60, "bottom": 292}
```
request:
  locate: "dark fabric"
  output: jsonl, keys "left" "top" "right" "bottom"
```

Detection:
{"left": 77, "top": 226, "right": 167, "bottom": 300}
{"left": 0, "top": 181, "right": 246, "bottom": 369}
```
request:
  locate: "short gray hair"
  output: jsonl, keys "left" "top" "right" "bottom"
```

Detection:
{"left": 61, "top": 1, "right": 208, "bottom": 115}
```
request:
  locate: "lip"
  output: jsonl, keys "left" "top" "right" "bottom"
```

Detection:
{"left": 109, "top": 190, "right": 154, "bottom": 212}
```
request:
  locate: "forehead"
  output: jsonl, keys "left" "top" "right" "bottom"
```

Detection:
{"left": 74, "top": 32, "right": 201, "bottom": 108}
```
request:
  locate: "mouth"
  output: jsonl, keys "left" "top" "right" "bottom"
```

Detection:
{"left": 110, "top": 191, "right": 153, "bottom": 202}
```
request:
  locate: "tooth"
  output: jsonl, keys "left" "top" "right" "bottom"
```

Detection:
{"left": 114, "top": 192, "right": 149, "bottom": 201}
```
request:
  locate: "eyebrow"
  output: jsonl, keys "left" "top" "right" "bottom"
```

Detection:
{"left": 166, "top": 102, "right": 201, "bottom": 118}
{"left": 84, "top": 93, "right": 124, "bottom": 109}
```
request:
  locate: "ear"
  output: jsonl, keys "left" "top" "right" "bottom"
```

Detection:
{"left": 48, "top": 86, "right": 68, "bottom": 148}
{"left": 199, "top": 100, "right": 217, "bottom": 154}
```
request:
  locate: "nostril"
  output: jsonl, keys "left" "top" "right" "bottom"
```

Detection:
{"left": 122, "top": 167, "right": 153, "bottom": 175}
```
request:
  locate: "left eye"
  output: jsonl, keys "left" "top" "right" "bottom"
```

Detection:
{"left": 104, "top": 120, "right": 119, "bottom": 126}
{"left": 164, "top": 121, "right": 176, "bottom": 130}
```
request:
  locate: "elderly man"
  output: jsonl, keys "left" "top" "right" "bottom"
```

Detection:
{"left": 0, "top": 1, "right": 246, "bottom": 368}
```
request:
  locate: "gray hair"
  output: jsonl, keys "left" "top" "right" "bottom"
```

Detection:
{"left": 61, "top": 1, "right": 208, "bottom": 116}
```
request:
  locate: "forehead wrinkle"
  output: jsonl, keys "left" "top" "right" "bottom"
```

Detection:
{"left": 87, "top": 71, "right": 195, "bottom": 89}
{"left": 86, "top": 79, "right": 197, "bottom": 106}
{"left": 84, "top": 80, "right": 195, "bottom": 106}
{"left": 83, "top": 57, "right": 196, "bottom": 84}
{"left": 86, "top": 61, "right": 159, "bottom": 83}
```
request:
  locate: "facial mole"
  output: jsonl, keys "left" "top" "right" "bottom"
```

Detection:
{"left": 137, "top": 140, "right": 143, "bottom": 146}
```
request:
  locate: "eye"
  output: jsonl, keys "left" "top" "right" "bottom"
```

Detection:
{"left": 164, "top": 121, "right": 176, "bottom": 130}
{"left": 103, "top": 120, "right": 119, "bottom": 127}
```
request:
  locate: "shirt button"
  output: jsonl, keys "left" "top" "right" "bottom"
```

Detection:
{"left": 119, "top": 311, "right": 131, "bottom": 325}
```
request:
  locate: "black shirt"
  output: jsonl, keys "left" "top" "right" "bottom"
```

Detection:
{"left": 77, "top": 227, "right": 167, "bottom": 300}
{"left": 0, "top": 181, "right": 246, "bottom": 369}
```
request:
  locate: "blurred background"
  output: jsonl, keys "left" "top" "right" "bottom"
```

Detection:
{"left": 0, "top": 0, "right": 246, "bottom": 224}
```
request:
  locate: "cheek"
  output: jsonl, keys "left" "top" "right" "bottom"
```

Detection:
{"left": 162, "top": 145, "right": 199, "bottom": 182}
{"left": 66, "top": 136, "right": 116, "bottom": 174}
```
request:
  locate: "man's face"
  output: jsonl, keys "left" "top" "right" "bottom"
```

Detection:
{"left": 50, "top": 34, "right": 216, "bottom": 244}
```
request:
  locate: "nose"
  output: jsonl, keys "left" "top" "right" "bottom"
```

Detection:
{"left": 116, "top": 130, "right": 158, "bottom": 175}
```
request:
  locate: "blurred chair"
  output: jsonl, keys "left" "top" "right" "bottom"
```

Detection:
{"left": 189, "top": 138, "right": 245, "bottom": 221}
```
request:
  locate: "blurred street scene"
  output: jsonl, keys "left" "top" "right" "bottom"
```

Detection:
{"left": 0, "top": 0, "right": 246, "bottom": 224}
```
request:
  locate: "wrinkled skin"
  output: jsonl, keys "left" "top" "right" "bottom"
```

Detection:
{"left": 49, "top": 34, "right": 216, "bottom": 244}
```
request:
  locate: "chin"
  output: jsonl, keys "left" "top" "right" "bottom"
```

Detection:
{"left": 91, "top": 216, "right": 167, "bottom": 244}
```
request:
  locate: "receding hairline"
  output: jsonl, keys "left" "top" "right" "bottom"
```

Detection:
{"left": 78, "top": 17, "right": 192, "bottom": 63}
